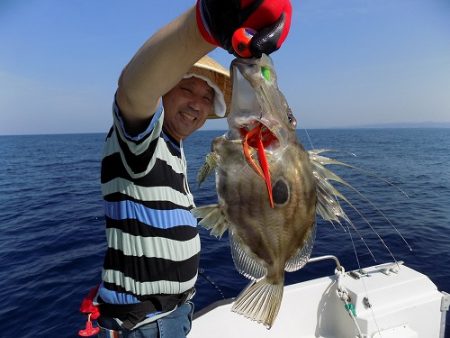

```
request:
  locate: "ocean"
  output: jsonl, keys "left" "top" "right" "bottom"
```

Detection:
{"left": 0, "top": 129, "right": 449, "bottom": 337}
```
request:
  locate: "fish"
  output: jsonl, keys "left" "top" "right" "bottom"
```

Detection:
{"left": 192, "top": 54, "right": 320, "bottom": 328}
{"left": 192, "top": 54, "right": 408, "bottom": 328}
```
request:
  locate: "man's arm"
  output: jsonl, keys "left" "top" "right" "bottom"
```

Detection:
{"left": 116, "top": 7, "right": 214, "bottom": 131}
{"left": 116, "top": 0, "right": 292, "bottom": 133}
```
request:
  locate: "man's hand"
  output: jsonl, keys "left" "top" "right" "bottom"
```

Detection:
{"left": 196, "top": 0, "right": 292, "bottom": 57}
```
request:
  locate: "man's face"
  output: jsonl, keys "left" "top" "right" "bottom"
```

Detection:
{"left": 162, "top": 77, "right": 215, "bottom": 141}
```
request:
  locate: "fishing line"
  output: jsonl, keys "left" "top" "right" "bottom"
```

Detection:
{"left": 304, "top": 126, "right": 410, "bottom": 336}
{"left": 337, "top": 186, "right": 399, "bottom": 264}
{"left": 316, "top": 149, "right": 410, "bottom": 199}
{"left": 347, "top": 227, "right": 382, "bottom": 336}
{"left": 312, "top": 149, "right": 412, "bottom": 254}
{"left": 198, "top": 268, "right": 226, "bottom": 300}
{"left": 302, "top": 127, "right": 316, "bottom": 150}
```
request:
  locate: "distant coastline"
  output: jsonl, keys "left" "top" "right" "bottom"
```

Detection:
{"left": 330, "top": 121, "right": 450, "bottom": 129}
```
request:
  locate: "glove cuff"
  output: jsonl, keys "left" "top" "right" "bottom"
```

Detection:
{"left": 196, "top": 1, "right": 220, "bottom": 46}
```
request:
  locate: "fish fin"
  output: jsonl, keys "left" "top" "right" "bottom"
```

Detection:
{"left": 284, "top": 223, "right": 316, "bottom": 272}
{"left": 231, "top": 278, "right": 284, "bottom": 329}
{"left": 230, "top": 232, "right": 266, "bottom": 280}
{"left": 308, "top": 150, "right": 352, "bottom": 225}
{"left": 197, "top": 152, "right": 219, "bottom": 186}
{"left": 191, "top": 204, "right": 229, "bottom": 238}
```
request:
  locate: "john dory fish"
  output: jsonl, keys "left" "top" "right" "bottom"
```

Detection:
{"left": 193, "top": 55, "right": 352, "bottom": 328}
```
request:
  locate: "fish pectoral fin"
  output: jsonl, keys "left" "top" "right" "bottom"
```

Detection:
{"left": 285, "top": 223, "right": 316, "bottom": 272}
{"left": 191, "top": 204, "right": 229, "bottom": 238}
{"left": 231, "top": 278, "right": 284, "bottom": 329}
{"left": 230, "top": 232, "right": 266, "bottom": 280}
{"left": 197, "top": 152, "right": 219, "bottom": 186}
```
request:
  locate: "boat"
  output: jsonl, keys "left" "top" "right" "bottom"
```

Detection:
{"left": 190, "top": 256, "right": 449, "bottom": 338}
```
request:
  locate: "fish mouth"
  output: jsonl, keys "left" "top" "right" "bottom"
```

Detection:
{"left": 239, "top": 120, "right": 279, "bottom": 208}
{"left": 229, "top": 55, "right": 287, "bottom": 208}
{"left": 239, "top": 121, "right": 280, "bottom": 151}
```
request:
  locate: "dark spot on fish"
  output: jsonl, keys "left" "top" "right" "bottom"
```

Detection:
{"left": 272, "top": 179, "right": 289, "bottom": 205}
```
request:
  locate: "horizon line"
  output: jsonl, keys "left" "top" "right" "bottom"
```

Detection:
{"left": 2, "top": 124, "right": 450, "bottom": 137}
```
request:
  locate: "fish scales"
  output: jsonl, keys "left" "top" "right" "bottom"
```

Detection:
{"left": 216, "top": 141, "right": 315, "bottom": 265}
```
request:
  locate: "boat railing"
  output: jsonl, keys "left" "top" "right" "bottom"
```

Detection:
{"left": 307, "top": 255, "right": 344, "bottom": 273}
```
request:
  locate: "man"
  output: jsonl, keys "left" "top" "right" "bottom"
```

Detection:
{"left": 95, "top": 1, "right": 292, "bottom": 336}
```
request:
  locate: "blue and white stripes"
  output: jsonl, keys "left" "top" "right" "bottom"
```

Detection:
{"left": 99, "top": 99, "right": 200, "bottom": 305}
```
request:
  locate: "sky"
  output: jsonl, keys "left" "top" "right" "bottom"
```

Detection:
{"left": 0, "top": 0, "right": 449, "bottom": 135}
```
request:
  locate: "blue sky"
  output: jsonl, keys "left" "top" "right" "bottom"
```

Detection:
{"left": 1, "top": 0, "right": 449, "bottom": 135}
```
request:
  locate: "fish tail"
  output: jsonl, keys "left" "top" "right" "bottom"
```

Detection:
{"left": 231, "top": 278, "right": 283, "bottom": 329}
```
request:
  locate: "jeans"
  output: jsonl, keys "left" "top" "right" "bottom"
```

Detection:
{"left": 97, "top": 302, "right": 194, "bottom": 338}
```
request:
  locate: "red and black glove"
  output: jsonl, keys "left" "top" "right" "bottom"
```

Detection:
{"left": 196, "top": 0, "right": 292, "bottom": 57}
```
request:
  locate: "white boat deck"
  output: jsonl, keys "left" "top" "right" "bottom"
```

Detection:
{"left": 190, "top": 259, "right": 448, "bottom": 338}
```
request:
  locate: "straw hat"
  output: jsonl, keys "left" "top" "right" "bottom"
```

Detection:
{"left": 184, "top": 55, "right": 232, "bottom": 119}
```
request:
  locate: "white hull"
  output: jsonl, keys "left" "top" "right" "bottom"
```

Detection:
{"left": 191, "top": 258, "right": 449, "bottom": 338}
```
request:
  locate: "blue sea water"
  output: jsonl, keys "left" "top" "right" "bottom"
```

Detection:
{"left": 0, "top": 129, "right": 449, "bottom": 337}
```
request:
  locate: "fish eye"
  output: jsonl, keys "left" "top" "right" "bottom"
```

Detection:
{"left": 286, "top": 107, "right": 297, "bottom": 128}
{"left": 272, "top": 178, "right": 290, "bottom": 205}
{"left": 288, "top": 112, "right": 297, "bottom": 128}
